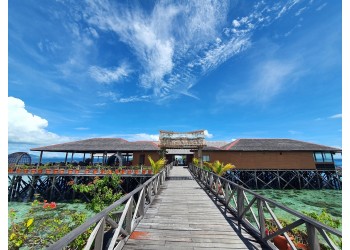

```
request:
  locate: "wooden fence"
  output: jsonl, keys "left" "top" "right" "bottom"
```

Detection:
{"left": 189, "top": 164, "right": 342, "bottom": 250}
{"left": 47, "top": 163, "right": 172, "bottom": 250}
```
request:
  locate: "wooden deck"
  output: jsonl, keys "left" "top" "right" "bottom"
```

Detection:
{"left": 123, "top": 166, "right": 266, "bottom": 250}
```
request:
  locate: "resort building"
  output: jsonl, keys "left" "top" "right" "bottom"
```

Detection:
{"left": 30, "top": 133, "right": 341, "bottom": 170}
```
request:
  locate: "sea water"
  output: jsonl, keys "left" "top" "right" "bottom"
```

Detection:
{"left": 250, "top": 189, "right": 342, "bottom": 230}
{"left": 8, "top": 201, "right": 94, "bottom": 228}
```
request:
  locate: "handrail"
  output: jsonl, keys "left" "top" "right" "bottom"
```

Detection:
{"left": 189, "top": 164, "right": 341, "bottom": 250}
{"left": 47, "top": 163, "right": 172, "bottom": 250}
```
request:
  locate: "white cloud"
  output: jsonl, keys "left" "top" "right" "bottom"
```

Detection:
{"left": 316, "top": 3, "right": 327, "bottom": 11}
{"left": 199, "top": 37, "right": 251, "bottom": 72}
{"left": 204, "top": 130, "right": 213, "bottom": 138}
{"left": 8, "top": 97, "right": 72, "bottom": 150}
{"left": 232, "top": 20, "right": 241, "bottom": 27}
{"left": 89, "top": 64, "right": 130, "bottom": 83}
{"left": 295, "top": 7, "right": 307, "bottom": 16}
{"left": 329, "top": 114, "right": 342, "bottom": 119}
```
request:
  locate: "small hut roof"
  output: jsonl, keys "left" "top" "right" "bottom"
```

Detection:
{"left": 30, "top": 138, "right": 159, "bottom": 153}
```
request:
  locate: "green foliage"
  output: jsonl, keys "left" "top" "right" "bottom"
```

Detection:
{"left": 8, "top": 209, "right": 34, "bottom": 249}
{"left": 192, "top": 157, "right": 199, "bottom": 167}
{"left": 265, "top": 210, "right": 342, "bottom": 250}
{"left": 72, "top": 174, "right": 123, "bottom": 212}
{"left": 303, "top": 209, "right": 342, "bottom": 248}
{"left": 148, "top": 155, "right": 166, "bottom": 174}
{"left": 8, "top": 200, "right": 92, "bottom": 249}
{"left": 204, "top": 160, "right": 235, "bottom": 176}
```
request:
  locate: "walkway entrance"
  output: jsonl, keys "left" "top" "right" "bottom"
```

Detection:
{"left": 160, "top": 130, "right": 206, "bottom": 167}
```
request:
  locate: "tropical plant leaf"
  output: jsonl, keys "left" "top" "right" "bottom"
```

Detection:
{"left": 148, "top": 155, "right": 166, "bottom": 174}
{"left": 26, "top": 218, "right": 34, "bottom": 228}
{"left": 204, "top": 160, "right": 235, "bottom": 176}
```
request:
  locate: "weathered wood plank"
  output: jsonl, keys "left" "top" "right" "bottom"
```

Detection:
{"left": 123, "top": 167, "right": 264, "bottom": 250}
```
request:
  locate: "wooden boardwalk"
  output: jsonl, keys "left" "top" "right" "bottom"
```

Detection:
{"left": 123, "top": 167, "right": 266, "bottom": 250}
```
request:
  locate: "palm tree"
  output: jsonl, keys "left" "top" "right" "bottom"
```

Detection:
{"left": 204, "top": 160, "right": 235, "bottom": 176}
{"left": 148, "top": 155, "right": 167, "bottom": 174}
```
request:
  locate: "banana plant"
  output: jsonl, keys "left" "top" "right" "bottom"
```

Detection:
{"left": 148, "top": 155, "right": 166, "bottom": 174}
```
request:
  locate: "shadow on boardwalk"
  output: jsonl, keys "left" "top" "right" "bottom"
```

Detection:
{"left": 192, "top": 175, "right": 271, "bottom": 250}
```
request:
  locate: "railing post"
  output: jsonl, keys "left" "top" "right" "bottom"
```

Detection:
{"left": 257, "top": 199, "right": 266, "bottom": 238}
{"left": 139, "top": 188, "right": 145, "bottom": 217}
{"left": 224, "top": 182, "right": 230, "bottom": 212}
{"left": 237, "top": 188, "right": 244, "bottom": 220}
{"left": 306, "top": 222, "right": 320, "bottom": 250}
{"left": 95, "top": 217, "right": 105, "bottom": 250}
{"left": 209, "top": 173, "right": 213, "bottom": 189}
{"left": 125, "top": 197, "right": 134, "bottom": 234}
{"left": 160, "top": 172, "right": 163, "bottom": 185}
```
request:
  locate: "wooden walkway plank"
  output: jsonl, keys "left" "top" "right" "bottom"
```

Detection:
{"left": 123, "top": 167, "right": 265, "bottom": 250}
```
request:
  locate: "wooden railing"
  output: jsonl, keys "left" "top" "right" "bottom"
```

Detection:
{"left": 47, "top": 163, "right": 172, "bottom": 250}
{"left": 189, "top": 164, "right": 342, "bottom": 250}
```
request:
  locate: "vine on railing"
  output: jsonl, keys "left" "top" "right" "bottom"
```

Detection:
{"left": 47, "top": 163, "right": 172, "bottom": 250}
{"left": 189, "top": 164, "right": 342, "bottom": 250}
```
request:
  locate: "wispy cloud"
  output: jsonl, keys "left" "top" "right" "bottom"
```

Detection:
{"left": 75, "top": 127, "right": 89, "bottom": 130}
{"left": 79, "top": 0, "right": 306, "bottom": 103}
{"left": 288, "top": 130, "right": 302, "bottom": 135}
{"left": 37, "top": 39, "right": 61, "bottom": 53}
{"left": 97, "top": 91, "right": 151, "bottom": 103}
{"left": 217, "top": 59, "right": 298, "bottom": 104}
{"left": 89, "top": 64, "right": 130, "bottom": 84}
{"left": 316, "top": 3, "right": 327, "bottom": 11}
{"left": 295, "top": 7, "right": 307, "bottom": 16}
{"left": 329, "top": 114, "right": 342, "bottom": 119}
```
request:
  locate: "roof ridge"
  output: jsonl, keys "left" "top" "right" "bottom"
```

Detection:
{"left": 224, "top": 139, "right": 241, "bottom": 150}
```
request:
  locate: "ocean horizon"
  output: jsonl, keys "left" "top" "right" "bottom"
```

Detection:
{"left": 29, "top": 156, "right": 343, "bottom": 168}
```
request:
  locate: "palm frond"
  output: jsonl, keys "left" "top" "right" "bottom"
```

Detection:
{"left": 204, "top": 160, "right": 235, "bottom": 176}
{"left": 148, "top": 155, "right": 166, "bottom": 174}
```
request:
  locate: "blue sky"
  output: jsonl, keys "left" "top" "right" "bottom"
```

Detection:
{"left": 7, "top": 0, "right": 342, "bottom": 155}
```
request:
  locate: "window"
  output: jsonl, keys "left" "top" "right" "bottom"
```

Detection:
{"left": 314, "top": 152, "right": 323, "bottom": 162}
{"left": 203, "top": 155, "right": 210, "bottom": 162}
{"left": 122, "top": 153, "right": 133, "bottom": 164}
{"left": 313, "top": 152, "right": 333, "bottom": 163}
{"left": 323, "top": 153, "right": 333, "bottom": 162}
{"left": 139, "top": 154, "right": 145, "bottom": 165}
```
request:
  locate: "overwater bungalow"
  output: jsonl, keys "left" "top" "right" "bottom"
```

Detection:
{"left": 30, "top": 136, "right": 341, "bottom": 170}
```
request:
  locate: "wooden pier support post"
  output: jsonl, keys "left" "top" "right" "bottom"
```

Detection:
{"left": 15, "top": 176, "right": 23, "bottom": 200}
{"left": 50, "top": 176, "right": 56, "bottom": 201}
{"left": 8, "top": 176, "right": 17, "bottom": 201}
{"left": 277, "top": 171, "right": 281, "bottom": 189}
{"left": 28, "top": 176, "right": 38, "bottom": 200}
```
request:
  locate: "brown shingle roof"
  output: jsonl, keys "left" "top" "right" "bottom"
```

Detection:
{"left": 223, "top": 139, "right": 341, "bottom": 152}
{"left": 203, "top": 141, "right": 230, "bottom": 150}
{"left": 30, "top": 138, "right": 159, "bottom": 153}
{"left": 31, "top": 138, "right": 341, "bottom": 153}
